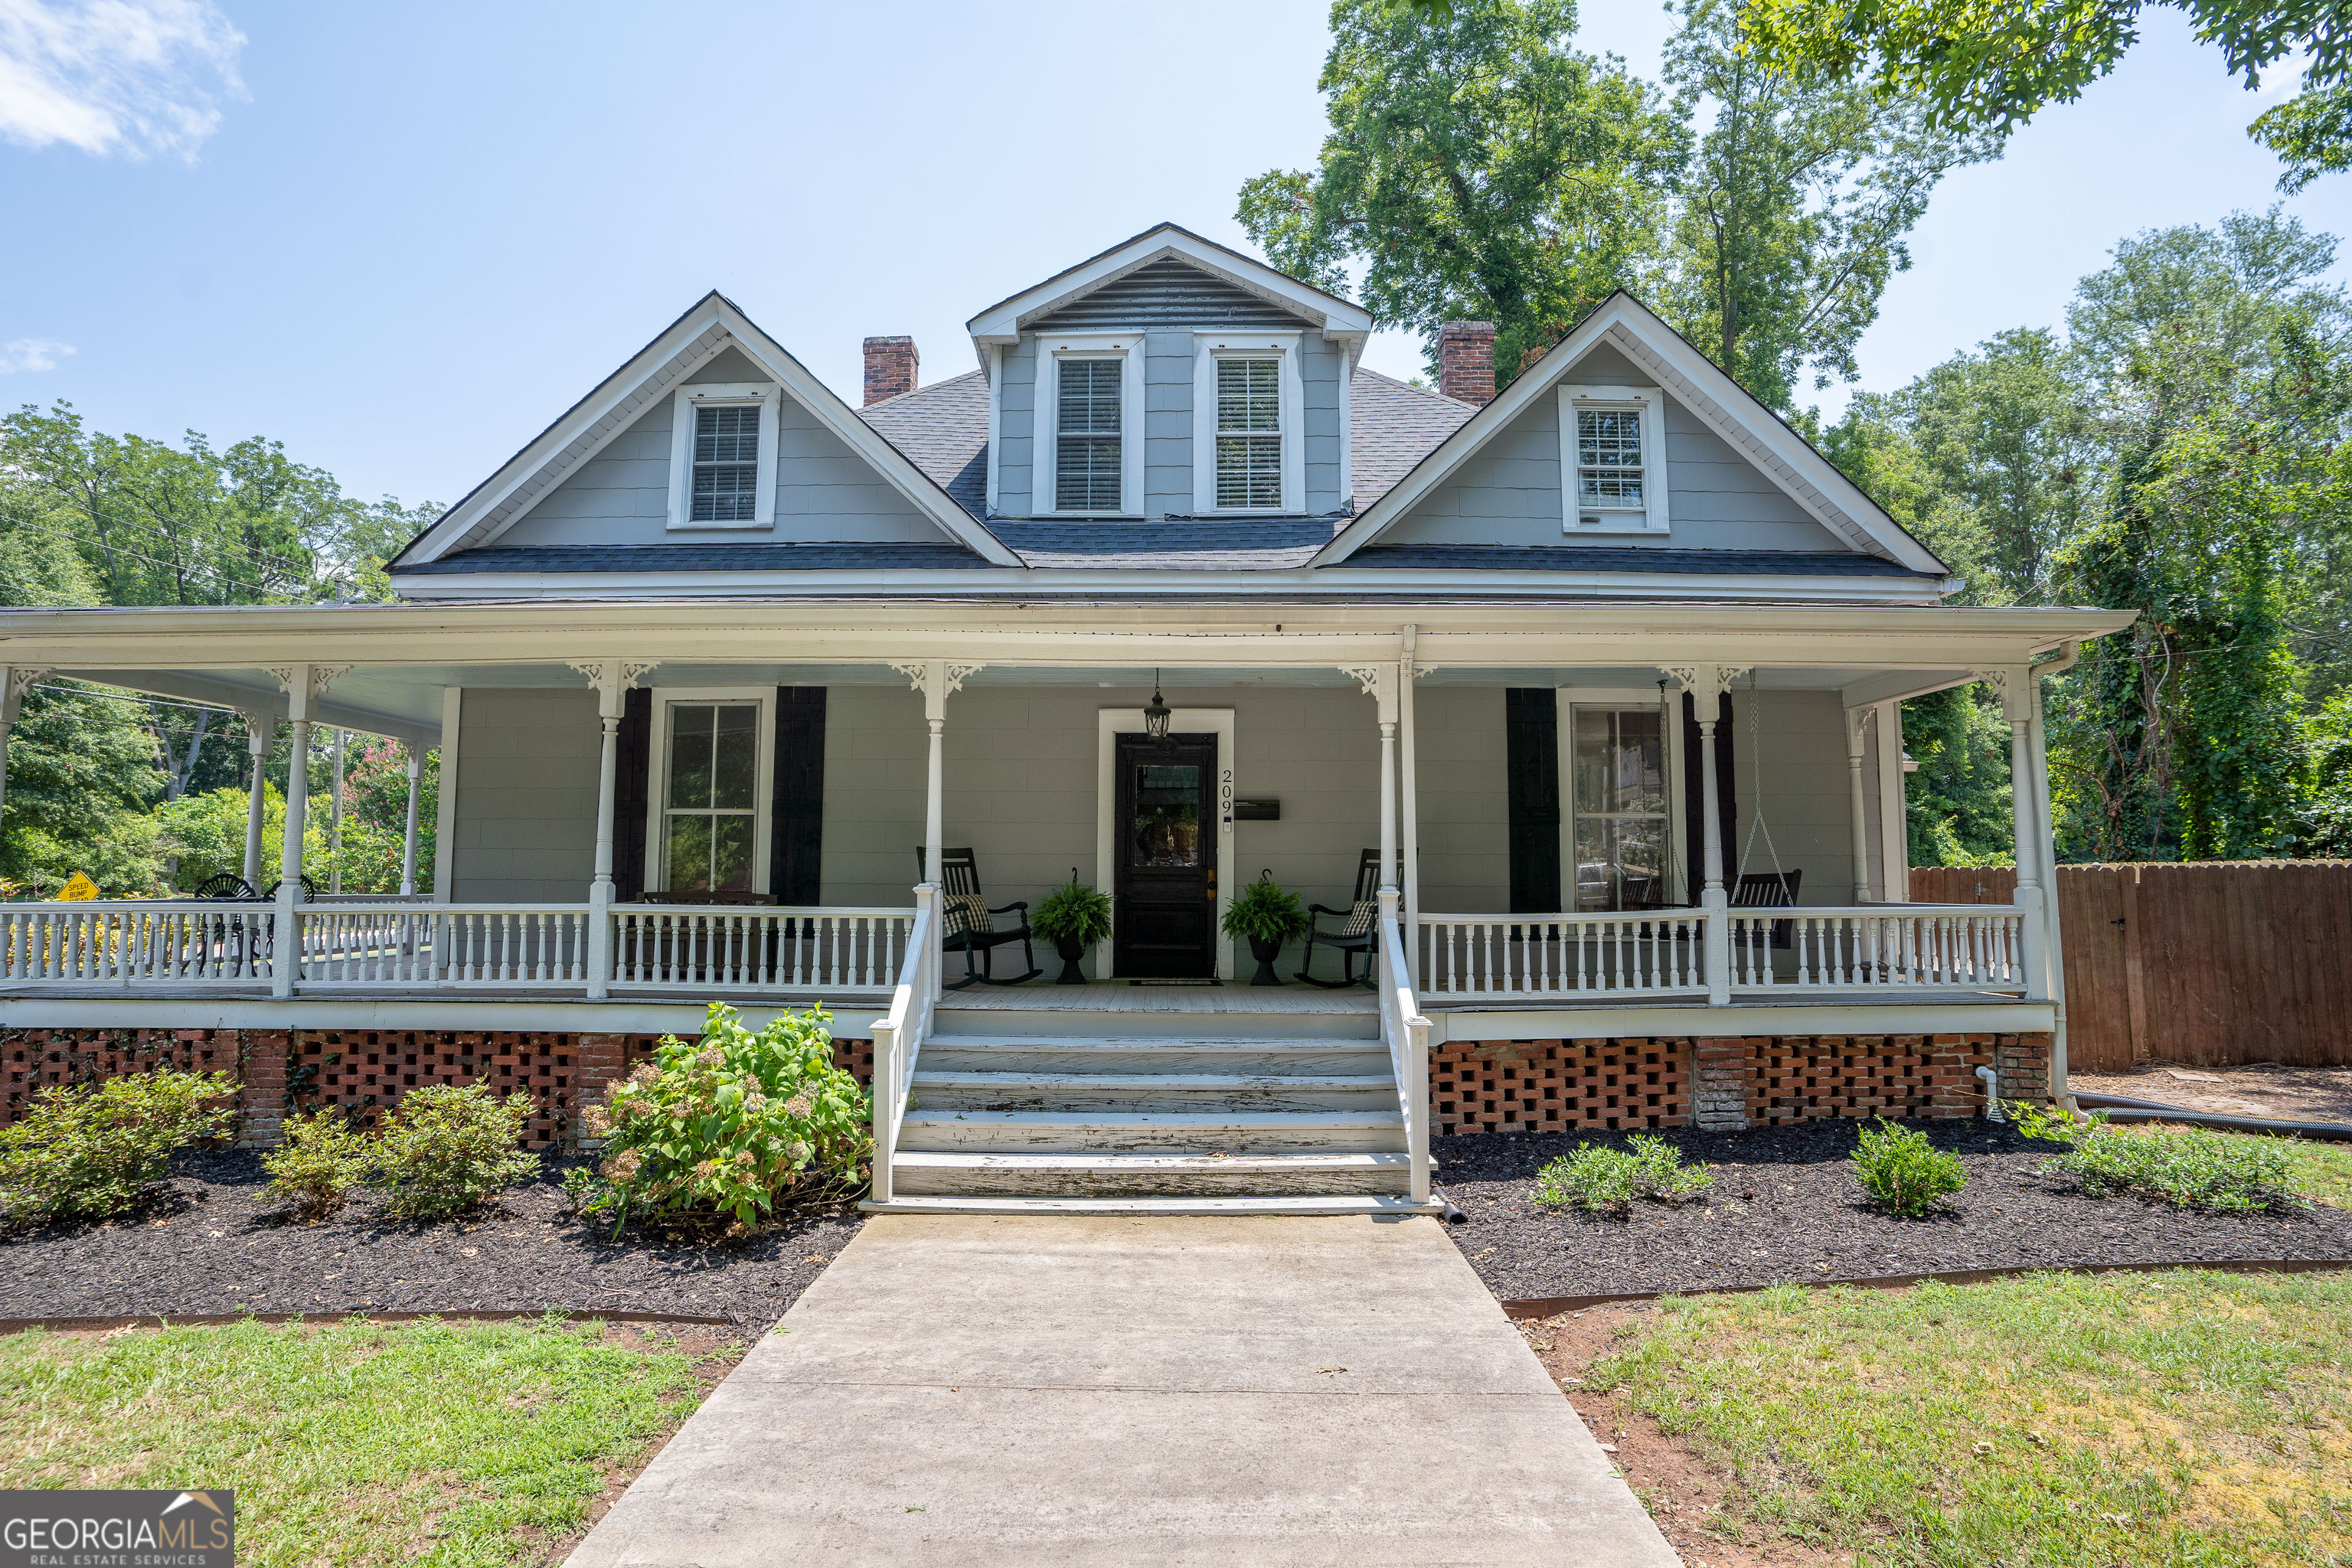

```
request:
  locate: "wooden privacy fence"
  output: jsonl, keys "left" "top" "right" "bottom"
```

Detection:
{"left": 1911, "top": 861, "right": 2352, "bottom": 1071}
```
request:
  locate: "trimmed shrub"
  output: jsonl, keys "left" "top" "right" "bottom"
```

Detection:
{"left": 367, "top": 1084, "right": 538, "bottom": 1220}
{"left": 0, "top": 1069, "right": 238, "bottom": 1230}
{"left": 261, "top": 1107, "right": 371, "bottom": 1219}
{"left": 1534, "top": 1135, "right": 1714, "bottom": 1216}
{"left": 2045, "top": 1126, "right": 2305, "bottom": 1212}
{"left": 580, "top": 1002, "right": 871, "bottom": 1235}
{"left": 1850, "top": 1119, "right": 1968, "bottom": 1217}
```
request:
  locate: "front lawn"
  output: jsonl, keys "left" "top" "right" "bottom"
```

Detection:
{"left": 1534, "top": 1269, "right": 2352, "bottom": 1566}
{"left": 0, "top": 1315, "right": 739, "bottom": 1567}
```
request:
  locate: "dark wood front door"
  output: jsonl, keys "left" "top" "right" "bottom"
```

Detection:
{"left": 1112, "top": 733, "right": 1218, "bottom": 978}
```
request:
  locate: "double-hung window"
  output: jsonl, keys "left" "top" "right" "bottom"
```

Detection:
{"left": 1567, "top": 705, "right": 1671, "bottom": 912}
{"left": 1040, "top": 336, "right": 1142, "bottom": 515}
{"left": 1558, "top": 386, "right": 1668, "bottom": 533}
{"left": 665, "top": 384, "right": 779, "bottom": 530}
{"left": 1214, "top": 358, "right": 1283, "bottom": 508}
{"left": 1055, "top": 358, "right": 1124, "bottom": 512}
{"left": 645, "top": 691, "right": 773, "bottom": 893}
{"left": 1192, "top": 333, "right": 1302, "bottom": 513}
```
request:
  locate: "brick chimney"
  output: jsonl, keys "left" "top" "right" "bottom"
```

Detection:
{"left": 1436, "top": 321, "right": 1497, "bottom": 406}
{"left": 863, "top": 336, "right": 918, "bottom": 404}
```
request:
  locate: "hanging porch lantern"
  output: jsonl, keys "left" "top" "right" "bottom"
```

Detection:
{"left": 1143, "top": 671, "right": 1173, "bottom": 745}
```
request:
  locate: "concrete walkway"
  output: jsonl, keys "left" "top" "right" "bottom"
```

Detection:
{"left": 565, "top": 1214, "right": 1679, "bottom": 1566}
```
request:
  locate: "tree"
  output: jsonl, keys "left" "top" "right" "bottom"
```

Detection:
{"left": 1655, "top": 0, "right": 1999, "bottom": 410}
{"left": 1237, "top": 0, "right": 1684, "bottom": 384}
{"left": 1737, "top": 0, "right": 2352, "bottom": 193}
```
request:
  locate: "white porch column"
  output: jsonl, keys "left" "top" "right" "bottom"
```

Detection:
{"left": 398, "top": 748, "right": 423, "bottom": 897}
{"left": 269, "top": 663, "right": 343, "bottom": 998}
{"left": 238, "top": 710, "right": 273, "bottom": 889}
{"left": 328, "top": 727, "right": 346, "bottom": 894}
{"left": 1874, "top": 698, "right": 1910, "bottom": 902}
{"left": 1668, "top": 664, "right": 1746, "bottom": 1004}
{"left": 1345, "top": 664, "right": 1401, "bottom": 906}
{"left": 1844, "top": 706, "right": 1875, "bottom": 902}
{"left": 1399, "top": 629, "right": 1423, "bottom": 985}
{"left": 895, "top": 660, "right": 978, "bottom": 1000}
{"left": 570, "top": 660, "right": 657, "bottom": 1001}
{"left": 0, "top": 667, "right": 44, "bottom": 858}
{"left": 1988, "top": 667, "right": 2050, "bottom": 1002}
{"left": 2024, "top": 655, "right": 2073, "bottom": 1093}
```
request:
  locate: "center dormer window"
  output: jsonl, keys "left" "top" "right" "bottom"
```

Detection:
{"left": 1192, "top": 332, "right": 1302, "bottom": 514}
{"left": 1214, "top": 358, "right": 1283, "bottom": 509}
{"left": 665, "top": 381, "right": 780, "bottom": 530}
{"left": 1055, "top": 359, "right": 1123, "bottom": 512}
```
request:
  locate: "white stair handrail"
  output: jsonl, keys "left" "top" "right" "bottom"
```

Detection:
{"left": 1377, "top": 906, "right": 1432, "bottom": 1205}
{"left": 869, "top": 884, "right": 938, "bottom": 1205}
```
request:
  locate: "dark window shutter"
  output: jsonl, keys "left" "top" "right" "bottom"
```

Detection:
{"left": 770, "top": 686, "right": 826, "bottom": 904}
{"left": 1680, "top": 691, "right": 1736, "bottom": 896}
{"left": 1504, "top": 688, "right": 1561, "bottom": 913}
{"left": 612, "top": 687, "right": 652, "bottom": 900}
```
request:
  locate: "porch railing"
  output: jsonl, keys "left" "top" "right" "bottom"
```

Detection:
{"left": 1729, "top": 906, "right": 2028, "bottom": 992}
{"left": 299, "top": 904, "right": 592, "bottom": 986}
{"left": 1377, "top": 903, "right": 1432, "bottom": 1205}
{"left": 609, "top": 906, "right": 910, "bottom": 991}
{"left": 0, "top": 901, "right": 273, "bottom": 985}
{"left": 1416, "top": 912, "right": 1708, "bottom": 998}
{"left": 867, "top": 884, "right": 938, "bottom": 1206}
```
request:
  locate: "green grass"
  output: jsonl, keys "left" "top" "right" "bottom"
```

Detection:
{"left": 0, "top": 1315, "right": 725, "bottom": 1567}
{"left": 1587, "top": 1269, "right": 2352, "bottom": 1566}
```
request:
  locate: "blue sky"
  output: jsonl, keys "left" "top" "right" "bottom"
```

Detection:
{"left": 1, "top": 0, "right": 2344, "bottom": 511}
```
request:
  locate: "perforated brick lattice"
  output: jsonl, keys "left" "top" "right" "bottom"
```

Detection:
{"left": 1432, "top": 1038, "right": 1689, "bottom": 1135}
{"left": 1746, "top": 1034, "right": 1988, "bottom": 1125}
{"left": 2, "top": 1028, "right": 245, "bottom": 1125}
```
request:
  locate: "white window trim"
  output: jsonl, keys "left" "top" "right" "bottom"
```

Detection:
{"left": 1559, "top": 384, "right": 1670, "bottom": 535}
{"left": 666, "top": 383, "right": 780, "bottom": 531}
{"left": 1555, "top": 686, "right": 1687, "bottom": 909}
{"left": 641, "top": 686, "right": 776, "bottom": 894}
{"left": 1035, "top": 332, "right": 1145, "bottom": 516}
{"left": 1193, "top": 332, "right": 1305, "bottom": 514}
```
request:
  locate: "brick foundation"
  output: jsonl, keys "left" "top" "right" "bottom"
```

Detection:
{"left": 2, "top": 1024, "right": 874, "bottom": 1150}
{"left": 1434, "top": 1032, "right": 2053, "bottom": 1136}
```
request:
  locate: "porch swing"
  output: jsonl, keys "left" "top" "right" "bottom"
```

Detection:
{"left": 1625, "top": 675, "right": 1800, "bottom": 939}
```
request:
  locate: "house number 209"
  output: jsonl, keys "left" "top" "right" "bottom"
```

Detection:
{"left": 1220, "top": 768, "right": 1234, "bottom": 833}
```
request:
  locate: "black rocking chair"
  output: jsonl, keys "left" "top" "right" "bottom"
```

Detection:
{"left": 1296, "top": 848, "right": 1383, "bottom": 989}
{"left": 916, "top": 846, "right": 1044, "bottom": 988}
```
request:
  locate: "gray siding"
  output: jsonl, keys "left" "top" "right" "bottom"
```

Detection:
{"left": 1727, "top": 689, "right": 1865, "bottom": 905}
{"left": 497, "top": 347, "right": 956, "bottom": 547}
{"left": 450, "top": 688, "right": 598, "bottom": 903}
{"left": 995, "top": 337, "right": 1037, "bottom": 517}
{"left": 1379, "top": 342, "right": 1851, "bottom": 550}
{"left": 1414, "top": 684, "right": 1510, "bottom": 914}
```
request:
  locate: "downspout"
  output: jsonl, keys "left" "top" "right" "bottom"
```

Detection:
{"left": 2028, "top": 642, "right": 2081, "bottom": 1115}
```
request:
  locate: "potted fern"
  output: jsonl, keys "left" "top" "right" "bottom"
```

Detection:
{"left": 1222, "top": 870, "right": 1309, "bottom": 986}
{"left": 1032, "top": 871, "right": 1113, "bottom": 984}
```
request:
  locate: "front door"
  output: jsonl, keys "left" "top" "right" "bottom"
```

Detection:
{"left": 1112, "top": 732, "right": 1218, "bottom": 978}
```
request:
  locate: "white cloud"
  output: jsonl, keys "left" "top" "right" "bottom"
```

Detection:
{"left": 0, "top": 0, "right": 246, "bottom": 160}
{"left": 2253, "top": 47, "right": 2312, "bottom": 99}
{"left": 0, "top": 338, "right": 77, "bottom": 371}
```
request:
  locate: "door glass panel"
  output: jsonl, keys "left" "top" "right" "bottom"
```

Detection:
{"left": 1574, "top": 815, "right": 1666, "bottom": 913}
{"left": 1573, "top": 709, "right": 1664, "bottom": 814}
{"left": 1131, "top": 763, "right": 1200, "bottom": 867}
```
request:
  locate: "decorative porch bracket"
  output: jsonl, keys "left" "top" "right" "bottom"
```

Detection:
{"left": 892, "top": 660, "right": 982, "bottom": 1001}
{"left": 1663, "top": 664, "right": 1749, "bottom": 1004}
{"left": 569, "top": 659, "right": 660, "bottom": 1000}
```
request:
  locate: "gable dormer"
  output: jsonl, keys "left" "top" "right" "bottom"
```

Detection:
{"left": 966, "top": 224, "right": 1372, "bottom": 521}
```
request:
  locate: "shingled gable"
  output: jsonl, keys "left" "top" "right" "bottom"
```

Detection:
{"left": 388, "top": 291, "right": 1021, "bottom": 570}
{"left": 1307, "top": 292, "right": 1949, "bottom": 574}
{"left": 963, "top": 221, "right": 1372, "bottom": 355}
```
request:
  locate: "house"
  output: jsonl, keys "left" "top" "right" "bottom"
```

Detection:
{"left": 0, "top": 224, "right": 2132, "bottom": 1212}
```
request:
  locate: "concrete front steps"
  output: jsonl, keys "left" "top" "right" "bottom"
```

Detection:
{"left": 862, "top": 1000, "right": 1442, "bottom": 1216}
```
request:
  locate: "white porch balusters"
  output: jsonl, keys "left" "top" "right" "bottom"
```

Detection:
{"left": 569, "top": 660, "right": 658, "bottom": 1001}
{"left": 398, "top": 748, "right": 423, "bottom": 897}
{"left": 1845, "top": 705, "right": 1875, "bottom": 902}
{"left": 1987, "top": 667, "right": 2051, "bottom": 1003}
{"left": 238, "top": 711, "right": 273, "bottom": 889}
{"left": 0, "top": 667, "right": 45, "bottom": 864}
{"left": 1668, "top": 664, "right": 1747, "bottom": 1004}
{"left": 268, "top": 663, "right": 345, "bottom": 997}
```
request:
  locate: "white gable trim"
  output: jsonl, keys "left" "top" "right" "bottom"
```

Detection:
{"left": 1307, "top": 295, "right": 1945, "bottom": 573}
{"left": 394, "top": 294, "right": 1021, "bottom": 568}
{"left": 965, "top": 224, "right": 1371, "bottom": 356}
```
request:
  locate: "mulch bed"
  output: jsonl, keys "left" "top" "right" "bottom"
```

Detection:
{"left": 0, "top": 1148, "right": 861, "bottom": 1336}
{"left": 1435, "top": 1120, "right": 2352, "bottom": 1303}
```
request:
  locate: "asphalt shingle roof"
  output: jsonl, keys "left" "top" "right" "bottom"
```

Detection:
{"left": 1344, "top": 545, "right": 1936, "bottom": 577}
{"left": 396, "top": 543, "right": 994, "bottom": 574}
{"left": 1347, "top": 369, "right": 1478, "bottom": 505}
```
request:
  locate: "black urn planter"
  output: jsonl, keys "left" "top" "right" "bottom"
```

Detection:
{"left": 1052, "top": 934, "right": 1089, "bottom": 985}
{"left": 1247, "top": 936, "right": 1283, "bottom": 987}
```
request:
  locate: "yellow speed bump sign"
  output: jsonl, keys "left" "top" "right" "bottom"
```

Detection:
{"left": 59, "top": 871, "right": 100, "bottom": 900}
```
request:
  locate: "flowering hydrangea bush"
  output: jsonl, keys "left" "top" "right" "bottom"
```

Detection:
{"left": 577, "top": 1001, "right": 871, "bottom": 1234}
